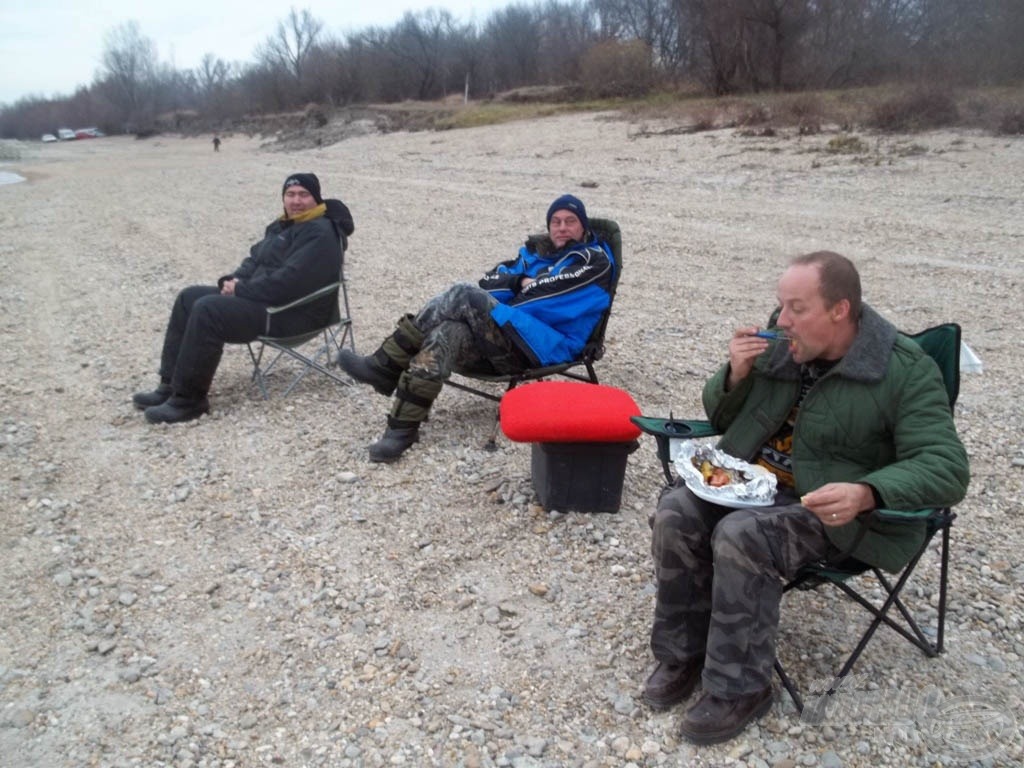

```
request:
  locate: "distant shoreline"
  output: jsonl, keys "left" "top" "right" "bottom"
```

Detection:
{"left": 0, "top": 170, "right": 26, "bottom": 185}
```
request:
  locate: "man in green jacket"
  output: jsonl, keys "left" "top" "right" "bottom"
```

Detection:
{"left": 643, "top": 251, "right": 969, "bottom": 745}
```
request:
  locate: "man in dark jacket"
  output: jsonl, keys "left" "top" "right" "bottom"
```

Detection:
{"left": 643, "top": 251, "right": 969, "bottom": 745}
{"left": 132, "top": 173, "right": 354, "bottom": 424}
{"left": 338, "top": 194, "right": 615, "bottom": 462}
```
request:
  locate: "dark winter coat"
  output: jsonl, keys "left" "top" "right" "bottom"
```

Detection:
{"left": 222, "top": 199, "right": 354, "bottom": 328}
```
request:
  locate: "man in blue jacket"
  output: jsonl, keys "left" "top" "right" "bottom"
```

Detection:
{"left": 339, "top": 194, "right": 615, "bottom": 462}
{"left": 132, "top": 173, "right": 354, "bottom": 424}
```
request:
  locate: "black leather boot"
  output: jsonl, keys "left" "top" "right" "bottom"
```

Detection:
{"left": 144, "top": 394, "right": 210, "bottom": 424}
{"left": 337, "top": 349, "right": 401, "bottom": 396}
{"left": 132, "top": 382, "right": 172, "bottom": 410}
{"left": 368, "top": 419, "right": 420, "bottom": 463}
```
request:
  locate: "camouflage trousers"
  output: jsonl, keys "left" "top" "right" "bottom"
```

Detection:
{"left": 409, "top": 283, "right": 528, "bottom": 382}
{"left": 650, "top": 483, "right": 831, "bottom": 697}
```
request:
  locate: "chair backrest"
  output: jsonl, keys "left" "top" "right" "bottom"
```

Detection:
{"left": 581, "top": 217, "right": 622, "bottom": 359}
{"left": 325, "top": 219, "right": 349, "bottom": 326}
{"left": 903, "top": 322, "right": 961, "bottom": 410}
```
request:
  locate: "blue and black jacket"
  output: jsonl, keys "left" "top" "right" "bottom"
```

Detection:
{"left": 479, "top": 231, "right": 615, "bottom": 367}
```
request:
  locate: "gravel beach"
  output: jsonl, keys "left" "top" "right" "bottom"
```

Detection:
{"left": 1, "top": 115, "right": 1022, "bottom": 767}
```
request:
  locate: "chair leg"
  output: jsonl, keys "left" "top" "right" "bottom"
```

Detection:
{"left": 875, "top": 570, "right": 940, "bottom": 655}
{"left": 248, "top": 327, "right": 354, "bottom": 399}
{"left": 774, "top": 659, "right": 805, "bottom": 713}
{"left": 777, "top": 530, "right": 950, "bottom": 716}
{"left": 936, "top": 522, "right": 952, "bottom": 653}
{"left": 247, "top": 343, "right": 270, "bottom": 400}
{"left": 339, "top": 279, "right": 355, "bottom": 352}
{"left": 279, "top": 329, "right": 330, "bottom": 397}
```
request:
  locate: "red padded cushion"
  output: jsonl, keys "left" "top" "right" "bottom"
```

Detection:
{"left": 500, "top": 382, "right": 642, "bottom": 443}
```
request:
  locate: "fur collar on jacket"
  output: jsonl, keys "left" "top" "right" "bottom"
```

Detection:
{"left": 763, "top": 304, "right": 898, "bottom": 384}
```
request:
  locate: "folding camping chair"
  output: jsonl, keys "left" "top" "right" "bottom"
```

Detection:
{"left": 247, "top": 247, "right": 356, "bottom": 398}
{"left": 631, "top": 323, "right": 963, "bottom": 715}
{"left": 446, "top": 217, "right": 623, "bottom": 403}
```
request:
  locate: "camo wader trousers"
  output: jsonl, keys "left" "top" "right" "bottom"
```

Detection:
{"left": 410, "top": 283, "right": 527, "bottom": 382}
{"left": 650, "top": 484, "right": 831, "bottom": 698}
{"left": 387, "top": 283, "right": 529, "bottom": 423}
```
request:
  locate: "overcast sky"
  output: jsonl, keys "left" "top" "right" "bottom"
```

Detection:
{"left": 0, "top": 0, "right": 511, "bottom": 105}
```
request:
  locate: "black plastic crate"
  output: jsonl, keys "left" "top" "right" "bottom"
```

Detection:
{"left": 530, "top": 440, "right": 639, "bottom": 513}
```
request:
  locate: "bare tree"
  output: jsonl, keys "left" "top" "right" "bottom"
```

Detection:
{"left": 739, "top": 0, "right": 812, "bottom": 90}
{"left": 389, "top": 10, "right": 457, "bottom": 100}
{"left": 447, "top": 21, "right": 485, "bottom": 101}
{"left": 190, "top": 54, "right": 234, "bottom": 117}
{"left": 911, "top": 0, "right": 1024, "bottom": 84}
{"left": 677, "top": 0, "right": 747, "bottom": 94}
{"left": 196, "top": 54, "right": 232, "bottom": 96}
{"left": 257, "top": 7, "right": 324, "bottom": 87}
{"left": 592, "top": 0, "right": 682, "bottom": 70}
{"left": 99, "top": 21, "right": 159, "bottom": 127}
{"left": 677, "top": 0, "right": 811, "bottom": 93}
{"left": 485, "top": 4, "right": 543, "bottom": 90}
{"left": 536, "top": 0, "right": 599, "bottom": 84}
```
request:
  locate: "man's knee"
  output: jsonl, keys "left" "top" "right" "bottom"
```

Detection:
{"left": 191, "top": 293, "right": 225, "bottom": 320}
{"left": 651, "top": 501, "right": 706, "bottom": 567}
{"left": 652, "top": 504, "right": 686, "bottom": 539}
{"left": 444, "top": 282, "right": 483, "bottom": 301}
{"left": 710, "top": 512, "right": 769, "bottom": 570}
{"left": 657, "top": 483, "right": 696, "bottom": 515}
{"left": 188, "top": 294, "right": 259, "bottom": 341}
{"left": 174, "top": 285, "right": 220, "bottom": 317}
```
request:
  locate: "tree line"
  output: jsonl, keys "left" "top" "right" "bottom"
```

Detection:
{"left": 2, "top": 0, "right": 1022, "bottom": 139}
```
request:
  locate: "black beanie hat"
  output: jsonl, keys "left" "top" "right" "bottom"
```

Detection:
{"left": 546, "top": 194, "right": 588, "bottom": 230}
{"left": 282, "top": 172, "right": 323, "bottom": 204}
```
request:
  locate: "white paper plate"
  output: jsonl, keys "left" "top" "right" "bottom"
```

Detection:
{"left": 684, "top": 477, "right": 777, "bottom": 508}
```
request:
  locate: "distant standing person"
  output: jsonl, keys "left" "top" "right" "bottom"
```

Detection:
{"left": 213, "top": 135, "right": 221, "bottom": 152}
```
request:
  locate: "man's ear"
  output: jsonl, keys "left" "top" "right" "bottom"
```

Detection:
{"left": 830, "top": 298, "right": 851, "bottom": 322}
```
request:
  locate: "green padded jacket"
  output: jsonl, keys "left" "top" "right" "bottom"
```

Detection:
{"left": 702, "top": 305, "right": 969, "bottom": 572}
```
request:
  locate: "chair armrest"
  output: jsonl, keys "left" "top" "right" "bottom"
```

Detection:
{"left": 871, "top": 507, "right": 937, "bottom": 523}
{"left": 631, "top": 416, "right": 720, "bottom": 440}
{"left": 631, "top": 416, "right": 722, "bottom": 484}
{"left": 870, "top": 506, "right": 955, "bottom": 536}
{"left": 266, "top": 282, "right": 340, "bottom": 315}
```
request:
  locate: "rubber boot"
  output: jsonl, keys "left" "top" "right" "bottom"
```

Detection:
{"left": 132, "top": 381, "right": 173, "bottom": 410}
{"left": 144, "top": 394, "right": 210, "bottom": 424}
{"left": 367, "top": 372, "right": 442, "bottom": 462}
{"left": 339, "top": 314, "right": 424, "bottom": 397}
{"left": 368, "top": 418, "right": 421, "bottom": 463}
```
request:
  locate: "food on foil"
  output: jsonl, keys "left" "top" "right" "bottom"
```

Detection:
{"left": 672, "top": 441, "right": 778, "bottom": 505}
{"left": 695, "top": 458, "right": 747, "bottom": 487}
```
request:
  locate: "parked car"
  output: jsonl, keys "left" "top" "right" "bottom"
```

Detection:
{"left": 57, "top": 128, "right": 76, "bottom": 140}
{"left": 75, "top": 127, "right": 102, "bottom": 139}
{"left": 41, "top": 133, "right": 58, "bottom": 142}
